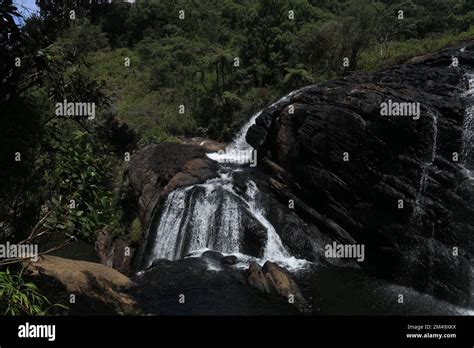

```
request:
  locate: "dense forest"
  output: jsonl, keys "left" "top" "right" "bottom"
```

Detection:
{"left": 1, "top": 0, "right": 474, "bottom": 314}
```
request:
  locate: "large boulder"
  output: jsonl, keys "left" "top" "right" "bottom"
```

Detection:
{"left": 26, "top": 255, "right": 140, "bottom": 315}
{"left": 247, "top": 261, "right": 308, "bottom": 312}
{"left": 247, "top": 42, "right": 474, "bottom": 305}
{"left": 95, "top": 229, "right": 135, "bottom": 275}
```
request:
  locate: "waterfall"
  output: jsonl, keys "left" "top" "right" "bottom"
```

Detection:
{"left": 230, "top": 110, "right": 263, "bottom": 151}
{"left": 461, "top": 72, "right": 474, "bottom": 179}
{"left": 230, "top": 89, "right": 301, "bottom": 151}
{"left": 207, "top": 89, "right": 302, "bottom": 163}
{"left": 412, "top": 112, "right": 439, "bottom": 222}
{"left": 413, "top": 71, "right": 473, "bottom": 220}
{"left": 146, "top": 174, "right": 242, "bottom": 262}
{"left": 145, "top": 90, "right": 307, "bottom": 270}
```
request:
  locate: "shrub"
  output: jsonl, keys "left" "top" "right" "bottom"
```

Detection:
{"left": 0, "top": 268, "right": 66, "bottom": 315}
{"left": 130, "top": 217, "right": 142, "bottom": 244}
{"left": 43, "top": 130, "right": 125, "bottom": 242}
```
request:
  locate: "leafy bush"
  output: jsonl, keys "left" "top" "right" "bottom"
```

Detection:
{"left": 43, "top": 131, "right": 124, "bottom": 242}
{"left": 0, "top": 268, "right": 66, "bottom": 315}
{"left": 358, "top": 26, "right": 474, "bottom": 71}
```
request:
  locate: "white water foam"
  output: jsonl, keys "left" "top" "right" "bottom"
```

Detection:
{"left": 146, "top": 170, "right": 308, "bottom": 270}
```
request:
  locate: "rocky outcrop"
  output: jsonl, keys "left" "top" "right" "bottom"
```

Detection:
{"left": 244, "top": 165, "right": 357, "bottom": 265}
{"left": 179, "top": 137, "right": 227, "bottom": 152}
{"left": 95, "top": 229, "right": 135, "bottom": 275}
{"left": 130, "top": 257, "right": 300, "bottom": 315}
{"left": 247, "top": 261, "right": 308, "bottom": 312}
{"left": 247, "top": 42, "right": 474, "bottom": 305}
{"left": 26, "top": 256, "right": 141, "bottom": 315}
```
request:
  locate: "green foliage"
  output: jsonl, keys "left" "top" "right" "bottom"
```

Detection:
{"left": 293, "top": 20, "right": 346, "bottom": 75}
{"left": 0, "top": 0, "right": 26, "bottom": 99}
{"left": 283, "top": 67, "right": 314, "bottom": 90}
{"left": 358, "top": 26, "right": 474, "bottom": 71}
{"left": 43, "top": 131, "right": 124, "bottom": 242}
{"left": 0, "top": 268, "right": 66, "bottom": 315}
{"left": 55, "top": 19, "right": 108, "bottom": 58}
{"left": 130, "top": 218, "right": 142, "bottom": 244}
{"left": 70, "top": 0, "right": 474, "bottom": 142}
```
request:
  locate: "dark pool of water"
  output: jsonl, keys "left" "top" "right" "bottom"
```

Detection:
{"left": 295, "top": 265, "right": 473, "bottom": 316}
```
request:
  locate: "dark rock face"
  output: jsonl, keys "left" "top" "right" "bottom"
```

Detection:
{"left": 221, "top": 255, "right": 238, "bottom": 265}
{"left": 241, "top": 217, "right": 267, "bottom": 256}
{"left": 247, "top": 43, "right": 474, "bottom": 305}
{"left": 202, "top": 250, "right": 224, "bottom": 263}
{"left": 95, "top": 229, "right": 135, "bottom": 276}
{"left": 242, "top": 166, "right": 358, "bottom": 267}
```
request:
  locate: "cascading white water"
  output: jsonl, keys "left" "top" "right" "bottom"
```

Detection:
{"left": 146, "top": 173, "right": 242, "bottom": 263}
{"left": 207, "top": 89, "right": 302, "bottom": 163}
{"left": 148, "top": 189, "right": 189, "bottom": 260}
{"left": 244, "top": 181, "right": 289, "bottom": 260}
{"left": 461, "top": 72, "right": 474, "bottom": 180}
{"left": 146, "top": 90, "right": 308, "bottom": 270}
{"left": 230, "top": 110, "right": 263, "bottom": 151}
{"left": 412, "top": 112, "right": 439, "bottom": 221}
{"left": 460, "top": 67, "right": 474, "bottom": 304}
{"left": 413, "top": 71, "right": 474, "bottom": 220}
{"left": 231, "top": 89, "right": 301, "bottom": 151}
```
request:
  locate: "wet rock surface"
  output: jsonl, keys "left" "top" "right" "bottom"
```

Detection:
{"left": 131, "top": 257, "right": 472, "bottom": 315}
{"left": 178, "top": 137, "right": 227, "bottom": 153}
{"left": 247, "top": 43, "right": 474, "bottom": 305}
{"left": 130, "top": 257, "right": 301, "bottom": 315}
